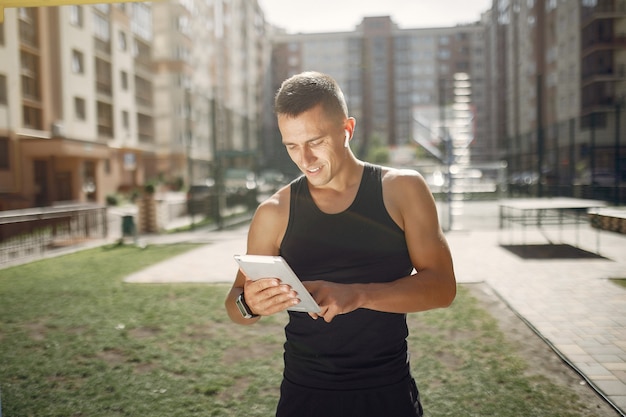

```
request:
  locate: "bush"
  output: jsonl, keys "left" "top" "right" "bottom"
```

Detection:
{"left": 105, "top": 194, "right": 119, "bottom": 206}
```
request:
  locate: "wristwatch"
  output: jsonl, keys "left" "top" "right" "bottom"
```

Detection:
{"left": 235, "top": 292, "right": 258, "bottom": 319}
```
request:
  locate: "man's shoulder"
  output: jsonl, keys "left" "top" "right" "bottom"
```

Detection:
{"left": 379, "top": 165, "right": 425, "bottom": 183}
{"left": 255, "top": 184, "right": 291, "bottom": 219}
{"left": 379, "top": 166, "right": 432, "bottom": 205}
{"left": 248, "top": 185, "right": 291, "bottom": 250}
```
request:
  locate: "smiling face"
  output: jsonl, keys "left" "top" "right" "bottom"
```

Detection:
{"left": 279, "top": 104, "right": 354, "bottom": 188}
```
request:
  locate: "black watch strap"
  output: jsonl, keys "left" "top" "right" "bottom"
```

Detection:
{"left": 236, "top": 292, "right": 259, "bottom": 319}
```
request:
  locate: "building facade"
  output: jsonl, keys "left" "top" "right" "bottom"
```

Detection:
{"left": 3, "top": 1, "right": 625, "bottom": 211}
{"left": 0, "top": 0, "right": 269, "bottom": 210}
{"left": 492, "top": 0, "right": 625, "bottom": 198}
{"left": 0, "top": 4, "right": 155, "bottom": 210}
{"left": 269, "top": 17, "right": 487, "bottom": 172}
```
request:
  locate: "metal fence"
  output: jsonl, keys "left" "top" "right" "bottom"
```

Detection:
{"left": 0, "top": 204, "right": 108, "bottom": 268}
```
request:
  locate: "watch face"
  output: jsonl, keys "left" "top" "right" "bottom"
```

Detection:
{"left": 236, "top": 294, "right": 253, "bottom": 318}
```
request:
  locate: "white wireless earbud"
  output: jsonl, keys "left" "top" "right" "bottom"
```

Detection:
{"left": 344, "top": 131, "right": 350, "bottom": 147}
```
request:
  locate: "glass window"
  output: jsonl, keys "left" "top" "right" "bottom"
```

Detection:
{"left": 69, "top": 5, "right": 83, "bottom": 27}
{"left": 93, "top": 11, "right": 110, "bottom": 41}
{"left": 122, "top": 110, "right": 129, "bottom": 128}
{"left": 23, "top": 105, "right": 42, "bottom": 129}
{"left": 120, "top": 71, "right": 128, "bottom": 90}
{"left": 94, "top": 4, "right": 109, "bottom": 13}
{"left": 74, "top": 97, "right": 86, "bottom": 120}
{"left": 0, "top": 74, "right": 7, "bottom": 105}
{"left": 131, "top": 3, "right": 152, "bottom": 41}
{"left": 0, "top": 137, "right": 9, "bottom": 170}
{"left": 118, "top": 31, "right": 127, "bottom": 51}
{"left": 72, "top": 50, "right": 84, "bottom": 74}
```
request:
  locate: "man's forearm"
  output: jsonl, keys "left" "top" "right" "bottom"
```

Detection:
{"left": 357, "top": 271, "right": 456, "bottom": 313}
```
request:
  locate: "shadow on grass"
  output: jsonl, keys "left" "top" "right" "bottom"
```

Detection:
{"left": 500, "top": 244, "right": 609, "bottom": 260}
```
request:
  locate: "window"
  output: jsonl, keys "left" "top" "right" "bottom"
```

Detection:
{"left": 93, "top": 11, "right": 110, "bottom": 41}
{"left": 97, "top": 101, "right": 113, "bottom": 137}
{"left": 69, "top": 5, "right": 83, "bottom": 27}
{"left": 118, "top": 31, "right": 127, "bottom": 51}
{"left": 122, "top": 110, "right": 129, "bottom": 128}
{"left": 120, "top": 71, "right": 128, "bottom": 90}
{"left": 23, "top": 105, "right": 42, "bottom": 129}
{"left": 176, "top": 15, "right": 191, "bottom": 36}
{"left": 0, "top": 137, "right": 9, "bottom": 170}
{"left": 74, "top": 97, "right": 86, "bottom": 120}
{"left": 18, "top": 9, "right": 38, "bottom": 48}
{"left": 134, "top": 76, "right": 152, "bottom": 106}
{"left": 0, "top": 74, "right": 7, "bottom": 105}
{"left": 131, "top": 3, "right": 152, "bottom": 41}
{"left": 72, "top": 49, "right": 84, "bottom": 74}
{"left": 95, "top": 58, "right": 112, "bottom": 95}
{"left": 21, "top": 74, "right": 39, "bottom": 99}
{"left": 20, "top": 51, "right": 40, "bottom": 99}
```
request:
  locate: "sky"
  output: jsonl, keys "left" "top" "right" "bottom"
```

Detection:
{"left": 257, "top": 0, "right": 493, "bottom": 34}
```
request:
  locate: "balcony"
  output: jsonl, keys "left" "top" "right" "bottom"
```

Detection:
{"left": 581, "top": 7, "right": 625, "bottom": 27}
{"left": 581, "top": 71, "right": 624, "bottom": 87}
{"left": 582, "top": 35, "right": 626, "bottom": 56}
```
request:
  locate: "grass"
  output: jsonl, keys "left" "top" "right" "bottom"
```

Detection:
{"left": 609, "top": 278, "right": 626, "bottom": 290}
{"left": 0, "top": 243, "right": 605, "bottom": 416}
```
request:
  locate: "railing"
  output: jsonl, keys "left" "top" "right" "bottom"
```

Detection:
{"left": 0, "top": 204, "right": 107, "bottom": 268}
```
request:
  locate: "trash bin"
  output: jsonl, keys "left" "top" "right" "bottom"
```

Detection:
{"left": 122, "top": 215, "right": 135, "bottom": 237}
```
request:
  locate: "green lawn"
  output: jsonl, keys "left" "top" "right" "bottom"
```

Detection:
{"left": 0, "top": 243, "right": 606, "bottom": 416}
{"left": 610, "top": 278, "right": 626, "bottom": 290}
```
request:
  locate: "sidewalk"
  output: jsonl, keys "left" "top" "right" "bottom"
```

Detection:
{"left": 448, "top": 228, "right": 626, "bottom": 415}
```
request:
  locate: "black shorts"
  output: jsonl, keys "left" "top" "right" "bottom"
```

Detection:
{"left": 276, "top": 376, "right": 424, "bottom": 417}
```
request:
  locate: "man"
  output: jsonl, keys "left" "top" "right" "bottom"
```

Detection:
{"left": 225, "top": 71, "right": 456, "bottom": 417}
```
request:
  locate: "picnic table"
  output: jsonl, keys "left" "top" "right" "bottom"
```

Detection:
{"left": 498, "top": 197, "right": 607, "bottom": 252}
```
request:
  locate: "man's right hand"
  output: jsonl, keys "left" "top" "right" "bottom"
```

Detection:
{"left": 242, "top": 277, "right": 300, "bottom": 316}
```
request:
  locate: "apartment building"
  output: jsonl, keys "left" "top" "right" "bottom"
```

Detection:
{"left": 269, "top": 16, "right": 487, "bottom": 172}
{"left": 580, "top": 0, "right": 626, "bottom": 187}
{"left": 492, "top": 0, "right": 625, "bottom": 192}
{"left": 0, "top": 4, "right": 154, "bottom": 209}
{"left": 152, "top": 0, "right": 269, "bottom": 186}
{"left": 0, "top": 0, "right": 269, "bottom": 210}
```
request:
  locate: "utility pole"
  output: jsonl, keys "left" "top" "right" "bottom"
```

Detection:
{"left": 613, "top": 99, "right": 622, "bottom": 206}
{"left": 186, "top": 87, "right": 194, "bottom": 229}
{"left": 536, "top": 74, "right": 544, "bottom": 198}
{"left": 210, "top": 92, "right": 223, "bottom": 229}
{"left": 439, "top": 77, "right": 453, "bottom": 232}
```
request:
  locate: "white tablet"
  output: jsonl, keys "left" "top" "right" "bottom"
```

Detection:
{"left": 233, "top": 254, "right": 321, "bottom": 313}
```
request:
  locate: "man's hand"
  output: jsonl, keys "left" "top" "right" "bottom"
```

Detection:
{"left": 242, "top": 277, "right": 300, "bottom": 316}
{"left": 303, "top": 281, "right": 363, "bottom": 323}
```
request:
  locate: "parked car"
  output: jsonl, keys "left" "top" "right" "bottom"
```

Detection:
{"left": 257, "top": 169, "right": 287, "bottom": 194}
{"left": 223, "top": 168, "right": 257, "bottom": 207}
{"left": 579, "top": 169, "right": 619, "bottom": 187}
{"left": 186, "top": 180, "right": 215, "bottom": 216}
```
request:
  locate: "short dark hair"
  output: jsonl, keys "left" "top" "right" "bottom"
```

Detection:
{"left": 274, "top": 72, "right": 348, "bottom": 121}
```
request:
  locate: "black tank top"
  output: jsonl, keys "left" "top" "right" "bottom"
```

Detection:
{"left": 280, "top": 163, "right": 414, "bottom": 390}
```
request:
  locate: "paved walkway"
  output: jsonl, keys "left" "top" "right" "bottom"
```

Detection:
{"left": 120, "top": 201, "right": 624, "bottom": 415}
